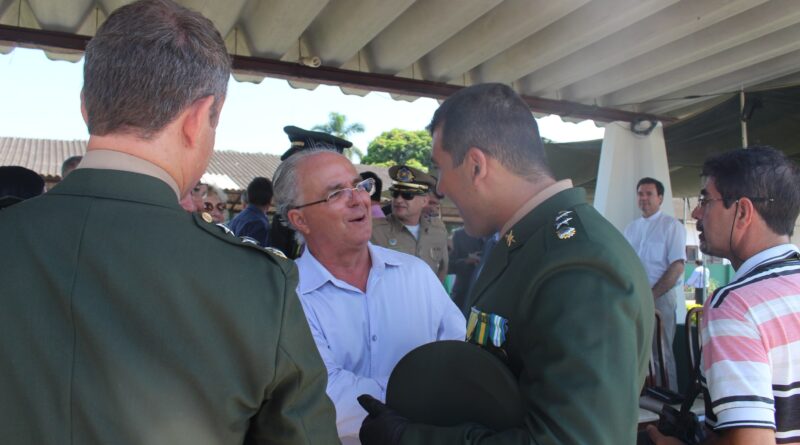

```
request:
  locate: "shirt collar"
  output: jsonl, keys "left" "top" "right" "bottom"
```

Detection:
{"left": 642, "top": 210, "right": 663, "bottom": 221}
{"left": 733, "top": 243, "right": 800, "bottom": 280}
{"left": 78, "top": 149, "right": 181, "bottom": 198}
{"left": 296, "top": 242, "right": 401, "bottom": 294}
{"left": 500, "top": 179, "right": 572, "bottom": 236}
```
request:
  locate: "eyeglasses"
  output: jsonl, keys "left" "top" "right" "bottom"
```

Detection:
{"left": 697, "top": 195, "right": 774, "bottom": 209}
{"left": 696, "top": 196, "right": 725, "bottom": 208}
{"left": 204, "top": 202, "right": 227, "bottom": 212}
{"left": 293, "top": 178, "right": 375, "bottom": 210}
{"left": 391, "top": 190, "right": 423, "bottom": 200}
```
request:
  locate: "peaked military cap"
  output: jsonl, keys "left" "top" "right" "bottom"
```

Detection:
{"left": 0, "top": 166, "right": 45, "bottom": 209}
{"left": 385, "top": 340, "right": 525, "bottom": 430}
{"left": 280, "top": 125, "right": 353, "bottom": 161}
{"left": 388, "top": 165, "right": 436, "bottom": 195}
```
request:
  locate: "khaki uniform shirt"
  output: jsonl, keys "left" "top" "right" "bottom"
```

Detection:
{"left": 371, "top": 214, "right": 448, "bottom": 280}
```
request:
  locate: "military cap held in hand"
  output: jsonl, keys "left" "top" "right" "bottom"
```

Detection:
{"left": 385, "top": 340, "right": 525, "bottom": 431}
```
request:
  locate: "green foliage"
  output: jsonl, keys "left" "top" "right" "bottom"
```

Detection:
{"left": 362, "top": 129, "right": 432, "bottom": 170}
{"left": 312, "top": 112, "right": 365, "bottom": 161}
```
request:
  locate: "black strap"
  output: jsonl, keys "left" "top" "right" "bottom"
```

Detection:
{"left": 679, "top": 353, "right": 703, "bottom": 416}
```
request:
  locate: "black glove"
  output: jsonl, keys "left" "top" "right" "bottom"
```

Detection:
{"left": 358, "top": 394, "right": 408, "bottom": 445}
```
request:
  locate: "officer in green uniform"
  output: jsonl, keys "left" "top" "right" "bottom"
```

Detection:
{"left": 358, "top": 83, "right": 653, "bottom": 445}
{"left": 371, "top": 165, "right": 449, "bottom": 281}
{"left": 0, "top": 1, "right": 339, "bottom": 444}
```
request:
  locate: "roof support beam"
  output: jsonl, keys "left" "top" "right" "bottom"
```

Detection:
{"left": 0, "top": 24, "right": 673, "bottom": 123}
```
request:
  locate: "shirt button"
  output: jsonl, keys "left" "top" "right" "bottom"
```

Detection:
{"left": 371, "top": 335, "right": 377, "bottom": 341}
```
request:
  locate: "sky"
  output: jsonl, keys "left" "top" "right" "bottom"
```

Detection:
{"left": 0, "top": 47, "right": 604, "bottom": 159}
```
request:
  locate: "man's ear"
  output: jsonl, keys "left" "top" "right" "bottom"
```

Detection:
{"left": 465, "top": 147, "right": 488, "bottom": 184}
{"left": 736, "top": 198, "right": 755, "bottom": 228}
{"left": 287, "top": 209, "right": 310, "bottom": 235}
{"left": 181, "top": 95, "right": 216, "bottom": 148}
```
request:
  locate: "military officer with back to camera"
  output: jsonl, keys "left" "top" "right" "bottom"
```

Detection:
{"left": 269, "top": 125, "right": 353, "bottom": 259}
{"left": 0, "top": 1, "right": 339, "bottom": 443}
{"left": 357, "top": 83, "right": 654, "bottom": 445}
{"left": 371, "top": 165, "right": 449, "bottom": 282}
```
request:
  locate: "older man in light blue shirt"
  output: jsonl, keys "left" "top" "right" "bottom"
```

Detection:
{"left": 273, "top": 149, "right": 466, "bottom": 445}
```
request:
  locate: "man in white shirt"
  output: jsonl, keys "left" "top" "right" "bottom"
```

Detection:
{"left": 624, "top": 177, "right": 686, "bottom": 391}
{"left": 272, "top": 150, "right": 466, "bottom": 445}
{"left": 686, "top": 259, "right": 710, "bottom": 304}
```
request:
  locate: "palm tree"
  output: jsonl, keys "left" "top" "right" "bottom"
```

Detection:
{"left": 312, "top": 112, "right": 366, "bottom": 161}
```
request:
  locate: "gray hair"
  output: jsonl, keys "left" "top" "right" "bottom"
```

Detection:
{"left": 206, "top": 184, "right": 227, "bottom": 203}
{"left": 273, "top": 149, "right": 347, "bottom": 244}
{"left": 82, "top": 0, "right": 231, "bottom": 139}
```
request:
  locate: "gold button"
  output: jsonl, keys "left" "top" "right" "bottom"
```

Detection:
{"left": 202, "top": 212, "right": 213, "bottom": 223}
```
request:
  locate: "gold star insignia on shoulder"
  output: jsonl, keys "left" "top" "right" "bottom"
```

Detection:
{"left": 201, "top": 212, "right": 213, "bottom": 223}
{"left": 505, "top": 230, "right": 516, "bottom": 247}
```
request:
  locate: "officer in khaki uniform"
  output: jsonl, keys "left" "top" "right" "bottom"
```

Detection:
{"left": 358, "top": 84, "right": 653, "bottom": 445}
{"left": 371, "top": 165, "right": 449, "bottom": 281}
{"left": 0, "top": 1, "right": 339, "bottom": 444}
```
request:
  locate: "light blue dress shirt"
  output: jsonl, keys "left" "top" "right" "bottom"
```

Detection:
{"left": 296, "top": 243, "right": 466, "bottom": 444}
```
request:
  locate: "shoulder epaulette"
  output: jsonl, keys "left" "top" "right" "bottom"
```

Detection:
{"left": 192, "top": 212, "right": 291, "bottom": 266}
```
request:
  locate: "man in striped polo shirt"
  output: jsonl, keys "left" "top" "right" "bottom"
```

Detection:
{"left": 649, "top": 146, "right": 800, "bottom": 445}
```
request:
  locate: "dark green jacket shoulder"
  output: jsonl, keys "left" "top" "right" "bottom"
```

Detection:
{"left": 0, "top": 169, "right": 340, "bottom": 445}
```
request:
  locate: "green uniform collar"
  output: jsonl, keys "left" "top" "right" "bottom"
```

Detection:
{"left": 469, "top": 187, "right": 587, "bottom": 305}
{"left": 48, "top": 168, "right": 183, "bottom": 211}
{"left": 502, "top": 187, "right": 587, "bottom": 252}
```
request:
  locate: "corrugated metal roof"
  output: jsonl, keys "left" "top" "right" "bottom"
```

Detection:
{"left": 0, "top": 136, "right": 391, "bottom": 190}
{"left": 3, "top": 0, "right": 800, "bottom": 121}
{"left": 0, "top": 137, "right": 85, "bottom": 178}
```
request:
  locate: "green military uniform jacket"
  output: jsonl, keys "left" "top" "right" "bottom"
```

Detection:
{"left": 0, "top": 169, "right": 340, "bottom": 445}
{"left": 371, "top": 214, "right": 448, "bottom": 280}
{"left": 400, "top": 187, "right": 654, "bottom": 445}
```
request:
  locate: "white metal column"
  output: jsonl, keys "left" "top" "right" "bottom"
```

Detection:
{"left": 593, "top": 121, "right": 674, "bottom": 232}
